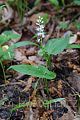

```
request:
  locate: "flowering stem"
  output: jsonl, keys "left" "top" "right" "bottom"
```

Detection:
{"left": 39, "top": 42, "right": 51, "bottom": 69}
{"left": 46, "top": 55, "right": 51, "bottom": 69}
{"left": 44, "top": 78, "right": 49, "bottom": 95}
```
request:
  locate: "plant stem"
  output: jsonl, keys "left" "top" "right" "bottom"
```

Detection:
{"left": 46, "top": 55, "right": 51, "bottom": 69}
{"left": 0, "top": 60, "right": 6, "bottom": 83}
{"left": 44, "top": 78, "right": 49, "bottom": 95}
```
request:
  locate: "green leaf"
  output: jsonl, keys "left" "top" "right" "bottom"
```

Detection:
{"left": 0, "top": 30, "right": 21, "bottom": 45}
{"left": 73, "top": 0, "right": 80, "bottom": 5}
{"left": 45, "top": 37, "right": 69, "bottom": 55}
{"left": 9, "top": 41, "right": 37, "bottom": 49}
{"left": 42, "top": 13, "right": 50, "bottom": 24}
{"left": 61, "top": 0, "right": 65, "bottom": 6}
{"left": 0, "top": 97, "right": 8, "bottom": 107}
{"left": 11, "top": 102, "right": 31, "bottom": 112}
{"left": 0, "top": 4, "right": 6, "bottom": 10}
{"left": 8, "top": 41, "right": 37, "bottom": 59}
{"left": 49, "top": 0, "right": 59, "bottom": 6}
{"left": 58, "top": 21, "right": 69, "bottom": 30}
{"left": 43, "top": 98, "right": 65, "bottom": 108}
{"left": 34, "top": 0, "right": 41, "bottom": 6}
{"left": 68, "top": 44, "right": 80, "bottom": 49}
{"left": 9, "top": 64, "right": 56, "bottom": 80}
{"left": 2, "top": 30, "right": 21, "bottom": 39}
{"left": 0, "top": 35, "right": 10, "bottom": 45}
{"left": 43, "top": 98, "right": 65, "bottom": 105}
{"left": 1, "top": 50, "right": 12, "bottom": 61}
{"left": 75, "top": 21, "right": 80, "bottom": 30}
{"left": 0, "top": 47, "right": 4, "bottom": 57}
{"left": 0, "top": 47, "right": 10, "bottom": 61}
{"left": 0, "top": 46, "right": 12, "bottom": 61}
{"left": 1, "top": 41, "right": 37, "bottom": 61}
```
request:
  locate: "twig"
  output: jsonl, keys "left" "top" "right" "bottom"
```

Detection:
{"left": 44, "top": 22, "right": 56, "bottom": 42}
{"left": 69, "top": 13, "right": 80, "bottom": 25}
{"left": 55, "top": 3, "right": 80, "bottom": 19}
{"left": 0, "top": 81, "right": 26, "bottom": 87}
{"left": 25, "top": 6, "right": 38, "bottom": 17}
{"left": 55, "top": 3, "right": 80, "bottom": 16}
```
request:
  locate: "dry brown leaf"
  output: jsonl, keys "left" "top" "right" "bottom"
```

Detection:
{"left": 58, "top": 100, "right": 74, "bottom": 120}
{"left": 29, "top": 12, "right": 47, "bottom": 26}
{"left": 28, "top": 56, "right": 44, "bottom": 65}
{"left": 14, "top": 48, "right": 27, "bottom": 61}
{"left": 0, "top": 3, "right": 13, "bottom": 23}
{"left": 22, "top": 59, "right": 35, "bottom": 65}
{"left": 24, "top": 107, "right": 39, "bottom": 120}
{"left": 26, "top": 47, "right": 37, "bottom": 56}
{"left": 57, "top": 80, "right": 63, "bottom": 97}
{"left": 30, "top": 90, "right": 37, "bottom": 100}
{"left": 31, "top": 96, "right": 38, "bottom": 108}
{"left": 0, "top": 0, "right": 5, "bottom": 4}
{"left": 49, "top": 87, "right": 55, "bottom": 95}
{"left": 22, "top": 77, "right": 35, "bottom": 92}
{"left": 14, "top": 48, "right": 35, "bottom": 65}
{"left": 40, "top": 111, "right": 51, "bottom": 120}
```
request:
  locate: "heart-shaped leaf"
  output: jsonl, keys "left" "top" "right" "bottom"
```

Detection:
{"left": 9, "top": 41, "right": 37, "bottom": 49}
{"left": 2, "top": 30, "right": 21, "bottom": 39}
{"left": 45, "top": 37, "right": 69, "bottom": 55}
{"left": 0, "top": 30, "right": 21, "bottom": 45}
{"left": 9, "top": 64, "right": 56, "bottom": 80}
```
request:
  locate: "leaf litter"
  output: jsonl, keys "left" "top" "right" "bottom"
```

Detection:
{"left": 0, "top": 1, "right": 80, "bottom": 120}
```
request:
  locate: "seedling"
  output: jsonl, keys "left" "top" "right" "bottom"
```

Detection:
{"left": 43, "top": 98, "right": 65, "bottom": 109}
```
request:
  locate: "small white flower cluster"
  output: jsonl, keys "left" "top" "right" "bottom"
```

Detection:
{"left": 36, "top": 16, "right": 45, "bottom": 42}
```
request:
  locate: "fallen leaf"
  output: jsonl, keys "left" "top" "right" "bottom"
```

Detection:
{"left": 1, "top": 3, "right": 13, "bottom": 23}
{"left": 22, "top": 77, "right": 35, "bottom": 92}
{"left": 69, "top": 34, "right": 77, "bottom": 44}
{"left": 57, "top": 80, "right": 63, "bottom": 97}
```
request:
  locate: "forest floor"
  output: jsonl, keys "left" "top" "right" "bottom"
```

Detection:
{"left": 0, "top": 1, "right": 80, "bottom": 120}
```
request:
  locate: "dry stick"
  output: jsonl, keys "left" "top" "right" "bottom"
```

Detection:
{"left": 62, "top": 4, "right": 80, "bottom": 11}
{"left": 55, "top": 3, "right": 80, "bottom": 16}
{"left": 25, "top": 3, "right": 51, "bottom": 17}
{"left": 54, "top": 3, "right": 80, "bottom": 19}
{"left": 25, "top": 6, "right": 38, "bottom": 17}
{"left": 69, "top": 12, "right": 80, "bottom": 25}
{"left": 62, "top": 80, "right": 77, "bottom": 94}
{"left": 44, "top": 22, "right": 56, "bottom": 42}
{"left": 0, "top": 81, "right": 27, "bottom": 87}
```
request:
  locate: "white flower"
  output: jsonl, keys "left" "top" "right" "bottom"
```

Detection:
{"left": 36, "top": 16, "right": 45, "bottom": 42}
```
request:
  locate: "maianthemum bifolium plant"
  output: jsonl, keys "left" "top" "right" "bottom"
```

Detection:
{"left": 8, "top": 16, "right": 80, "bottom": 110}
{"left": 1, "top": 16, "right": 80, "bottom": 111}
{"left": 0, "top": 17, "right": 80, "bottom": 85}
{"left": 9, "top": 16, "right": 80, "bottom": 81}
